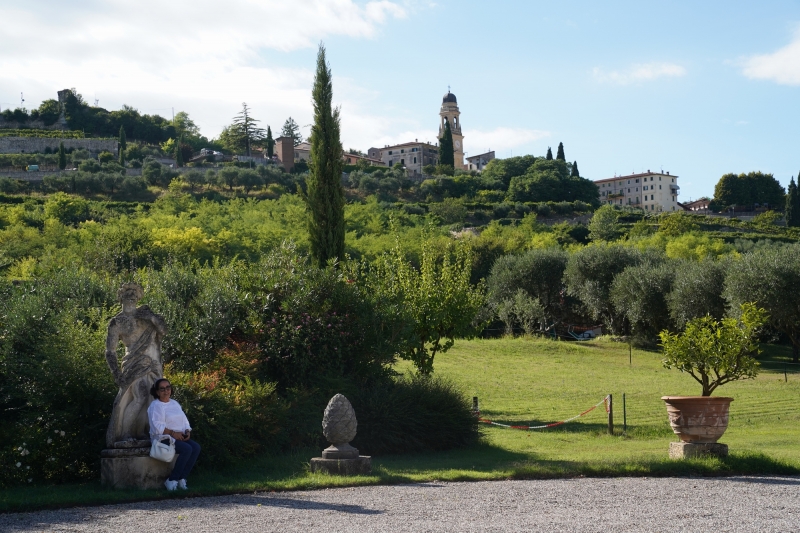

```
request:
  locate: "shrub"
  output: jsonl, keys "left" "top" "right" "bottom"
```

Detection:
{"left": 350, "top": 374, "right": 480, "bottom": 455}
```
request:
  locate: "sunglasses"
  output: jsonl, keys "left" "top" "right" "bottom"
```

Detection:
{"left": 158, "top": 385, "right": 172, "bottom": 392}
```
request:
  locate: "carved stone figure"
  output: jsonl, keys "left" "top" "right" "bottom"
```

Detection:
{"left": 310, "top": 394, "right": 371, "bottom": 475}
{"left": 105, "top": 283, "right": 166, "bottom": 448}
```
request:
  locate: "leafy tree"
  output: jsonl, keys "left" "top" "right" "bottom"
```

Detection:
{"left": 658, "top": 212, "right": 699, "bottom": 236}
{"left": 786, "top": 177, "right": 800, "bottom": 228}
{"left": 118, "top": 126, "right": 127, "bottom": 166}
{"left": 667, "top": 259, "right": 728, "bottom": 329}
{"left": 438, "top": 120, "right": 454, "bottom": 168}
{"left": 487, "top": 248, "right": 570, "bottom": 331}
{"left": 546, "top": 147, "right": 553, "bottom": 160}
{"left": 480, "top": 155, "right": 536, "bottom": 189}
{"left": 281, "top": 117, "right": 302, "bottom": 146}
{"left": 265, "top": 126, "right": 275, "bottom": 158}
{"left": 33, "top": 99, "right": 61, "bottom": 126}
{"left": 236, "top": 169, "right": 262, "bottom": 194}
{"left": 58, "top": 142, "right": 67, "bottom": 170}
{"left": 564, "top": 244, "right": 642, "bottom": 333}
{"left": 184, "top": 170, "right": 205, "bottom": 192}
{"left": 175, "top": 136, "right": 184, "bottom": 167}
{"left": 507, "top": 159, "right": 599, "bottom": 204}
{"left": 713, "top": 171, "right": 785, "bottom": 209}
{"left": 660, "top": 303, "right": 766, "bottom": 396}
{"left": 97, "top": 151, "right": 114, "bottom": 164}
{"left": 611, "top": 260, "right": 675, "bottom": 340}
{"left": 232, "top": 103, "right": 265, "bottom": 157}
{"left": 306, "top": 44, "right": 346, "bottom": 268}
{"left": 556, "top": 142, "right": 565, "bottom": 161}
{"left": 367, "top": 235, "right": 486, "bottom": 374}
{"left": 588, "top": 204, "right": 619, "bottom": 242}
{"left": 428, "top": 197, "right": 467, "bottom": 224}
{"left": 216, "top": 125, "right": 244, "bottom": 154}
{"left": 571, "top": 160, "right": 580, "bottom": 177}
{"left": 218, "top": 167, "right": 238, "bottom": 191}
{"left": 725, "top": 245, "right": 800, "bottom": 362}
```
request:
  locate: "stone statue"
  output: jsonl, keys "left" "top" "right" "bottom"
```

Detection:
{"left": 105, "top": 283, "right": 166, "bottom": 448}
{"left": 310, "top": 394, "right": 371, "bottom": 475}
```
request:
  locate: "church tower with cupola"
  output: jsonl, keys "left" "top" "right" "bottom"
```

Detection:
{"left": 439, "top": 90, "right": 465, "bottom": 170}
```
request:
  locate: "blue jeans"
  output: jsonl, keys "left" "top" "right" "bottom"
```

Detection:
{"left": 169, "top": 439, "right": 201, "bottom": 481}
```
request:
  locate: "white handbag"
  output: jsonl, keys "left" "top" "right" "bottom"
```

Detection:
{"left": 150, "top": 435, "right": 176, "bottom": 462}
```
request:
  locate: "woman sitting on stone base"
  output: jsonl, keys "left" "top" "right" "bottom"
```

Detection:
{"left": 147, "top": 378, "right": 201, "bottom": 491}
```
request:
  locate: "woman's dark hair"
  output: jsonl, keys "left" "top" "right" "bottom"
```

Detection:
{"left": 150, "top": 378, "right": 171, "bottom": 400}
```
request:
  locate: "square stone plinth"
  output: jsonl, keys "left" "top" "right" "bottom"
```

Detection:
{"left": 669, "top": 442, "right": 729, "bottom": 459}
{"left": 101, "top": 455, "right": 178, "bottom": 490}
{"left": 310, "top": 456, "right": 372, "bottom": 476}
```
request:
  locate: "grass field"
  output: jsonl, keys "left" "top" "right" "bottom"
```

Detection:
{"left": 3, "top": 337, "right": 799, "bottom": 512}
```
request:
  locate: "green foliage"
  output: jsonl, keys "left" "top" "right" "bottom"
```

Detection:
{"left": 713, "top": 171, "right": 785, "bottom": 209}
{"left": 487, "top": 248, "right": 569, "bottom": 332}
{"left": 725, "top": 244, "right": 800, "bottom": 362}
{"left": 564, "top": 244, "right": 642, "bottom": 333}
{"left": 265, "top": 126, "right": 275, "bottom": 158}
{"left": 786, "top": 178, "right": 800, "bottom": 228}
{"left": 438, "top": 120, "right": 454, "bottom": 167}
{"left": 556, "top": 142, "right": 565, "bottom": 161}
{"left": 570, "top": 160, "right": 580, "bottom": 177}
{"left": 366, "top": 233, "right": 486, "bottom": 374}
{"left": 43, "top": 193, "right": 90, "bottom": 225}
{"left": 611, "top": 259, "right": 675, "bottom": 340}
{"left": 667, "top": 259, "right": 728, "bottom": 329}
{"left": 281, "top": 117, "right": 302, "bottom": 146}
{"left": 350, "top": 374, "right": 479, "bottom": 454}
{"left": 428, "top": 197, "right": 467, "bottom": 224}
{"left": 0, "top": 129, "right": 84, "bottom": 139}
{"left": 306, "top": 44, "right": 346, "bottom": 268}
{"left": 546, "top": 147, "right": 553, "bottom": 160}
{"left": 57, "top": 142, "right": 66, "bottom": 170}
{"left": 660, "top": 303, "right": 767, "bottom": 396}
{"left": 588, "top": 204, "right": 619, "bottom": 242}
{"left": 231, "top": 103, "right": 265, "bottom": 156}
{"left": 658, "top": 212, "right": 699, "bottom": 236}
{"left": 506, "top": 159, "right": 599, "bottom": 204}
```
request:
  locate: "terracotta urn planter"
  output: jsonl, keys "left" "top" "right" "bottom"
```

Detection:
{"left": 661, "top": 396, "right": 733, "bottom": 443}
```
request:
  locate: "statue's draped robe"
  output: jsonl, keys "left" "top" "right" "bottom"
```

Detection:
{"left": 105, "top": 307, "right": 164, "bottom": 447}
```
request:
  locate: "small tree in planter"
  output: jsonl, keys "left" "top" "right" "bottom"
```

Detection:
{"left": 658, "top": 303, "right": 767, "bottom": 444}
{"left": 659, "top": 303, "right": 767, "bottom": 396}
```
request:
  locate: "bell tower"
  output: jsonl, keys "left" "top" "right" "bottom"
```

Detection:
{"left": 439, "top": 90, "right": 465, "bottom": 170}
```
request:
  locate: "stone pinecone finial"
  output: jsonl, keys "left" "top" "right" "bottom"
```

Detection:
{"left": 322, "top": 394, "right": 358, "bottom": 445}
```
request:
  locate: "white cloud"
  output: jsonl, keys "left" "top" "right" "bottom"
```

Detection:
{"left": 0, "top": 0, "right": 406, "bottom": 138}
{"left": 593, "top": 62, "right": 687, "bottom": 85}
{"left": 741, "top": 29, "right": 800, "bottom": 85}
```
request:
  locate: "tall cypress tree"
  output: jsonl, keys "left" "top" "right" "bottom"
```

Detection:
{"left": 546, "top": 147, "right": 553, "bottom": 160}
{"left": 796, "top": 172, "right": 800, "bottom": 224}
{"left": 556, "top": 142, "right": 565, "bottom": 161}
{"left": 788, "top": 177, "right": 800, "bottom": 228}
{"left": 306, "top": 43, "right": 345, "bottom": 268}
{"left": 265, "top": 126, "right": 275, "bottom": 158}
{"left": 58, "top": 141, "right": 66, "bottom": 170}
{"left": 118, "top": 126, "right": 127, "bottom": 166}
{"left": 571, "top": 160, "right": 580, "bottom": 177}
{"left": 175, "top": 136, "right": 184, "bottom": 167}
{"left": 438, "top": 119, "right": 454, "bottom": 168}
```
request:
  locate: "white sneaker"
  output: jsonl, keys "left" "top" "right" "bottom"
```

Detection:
{"left": 164, "top": 479, "right": 178, "bottom": 491}
{"left": 178, "top": 479, "right": 187, "bottom": 490}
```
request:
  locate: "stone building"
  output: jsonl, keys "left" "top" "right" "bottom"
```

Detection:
{"left": 370, "top": 140, "right": 439, "bottom": 176}
{"left": 466, "top": 150, "right": 494, "bottom": 172}
{"left": 595, "top": 170, "right": 681, "bottom": 212}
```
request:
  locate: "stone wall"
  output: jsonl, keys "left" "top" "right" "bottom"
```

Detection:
{"left": 0, "top": 168, "right": 144, "bottom": 181}
{"left": 0, "top": 137, "right": 118, "bottom": 155}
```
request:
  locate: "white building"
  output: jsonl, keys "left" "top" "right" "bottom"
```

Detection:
{"left": 466, "top": 150, "right": 494, "bottom": 172}
{"left": 368, "top": 140, "right": 439, "bottom": 176}
{"left": 595, "top": 170, "right": 680, "bottom": 212}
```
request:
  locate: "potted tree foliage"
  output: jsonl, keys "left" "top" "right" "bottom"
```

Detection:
{"left": 658, "top": 303, "right": 767, "bottom": 443}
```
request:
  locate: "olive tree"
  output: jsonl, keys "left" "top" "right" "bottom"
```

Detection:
{"left": 666, "top": 259, "right": 728, "bottom": 329}
{"left": 611, "top": 259, "right": 675, "bottom": 340}
{"left": 725, "top": 245, "right": 800, "bottom": 362}
{"left": 563, "top": 244, "right": 641, "bottom": 334}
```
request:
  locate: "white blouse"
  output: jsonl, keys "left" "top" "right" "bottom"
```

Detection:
{"left": 147, "top": 399, "right": 192, "bottom": 439}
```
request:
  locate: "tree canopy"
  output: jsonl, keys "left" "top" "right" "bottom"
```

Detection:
{"left": 712, "top": 171, "right": 785, "bottom": 210}
{"left": 438, "top": 120, "right": 455, "bottom": 168}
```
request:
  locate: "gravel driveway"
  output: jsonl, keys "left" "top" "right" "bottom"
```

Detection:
{"left": 2, "top": 477, "right": 799, "bottom": 532}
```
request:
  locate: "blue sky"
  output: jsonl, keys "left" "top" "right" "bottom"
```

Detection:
{"left": 1, "top": 0, "right": 799, "bottom": 200}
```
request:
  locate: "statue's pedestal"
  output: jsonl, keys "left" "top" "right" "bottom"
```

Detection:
{"left": 311, "top": 443, "right": 371, "bottom": 476}
{"left": 669, "top": 441, "right": 728, "bottom": 459}
{"left": 100, "top": 445, "right": 177, "bottom": 490}
{"left": 310, "top": 456, "right": 372, "bottom": 476}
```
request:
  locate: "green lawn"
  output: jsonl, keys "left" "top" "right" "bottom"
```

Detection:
{"left": 3, "top": 337, "right": 799, "bottom": 512}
